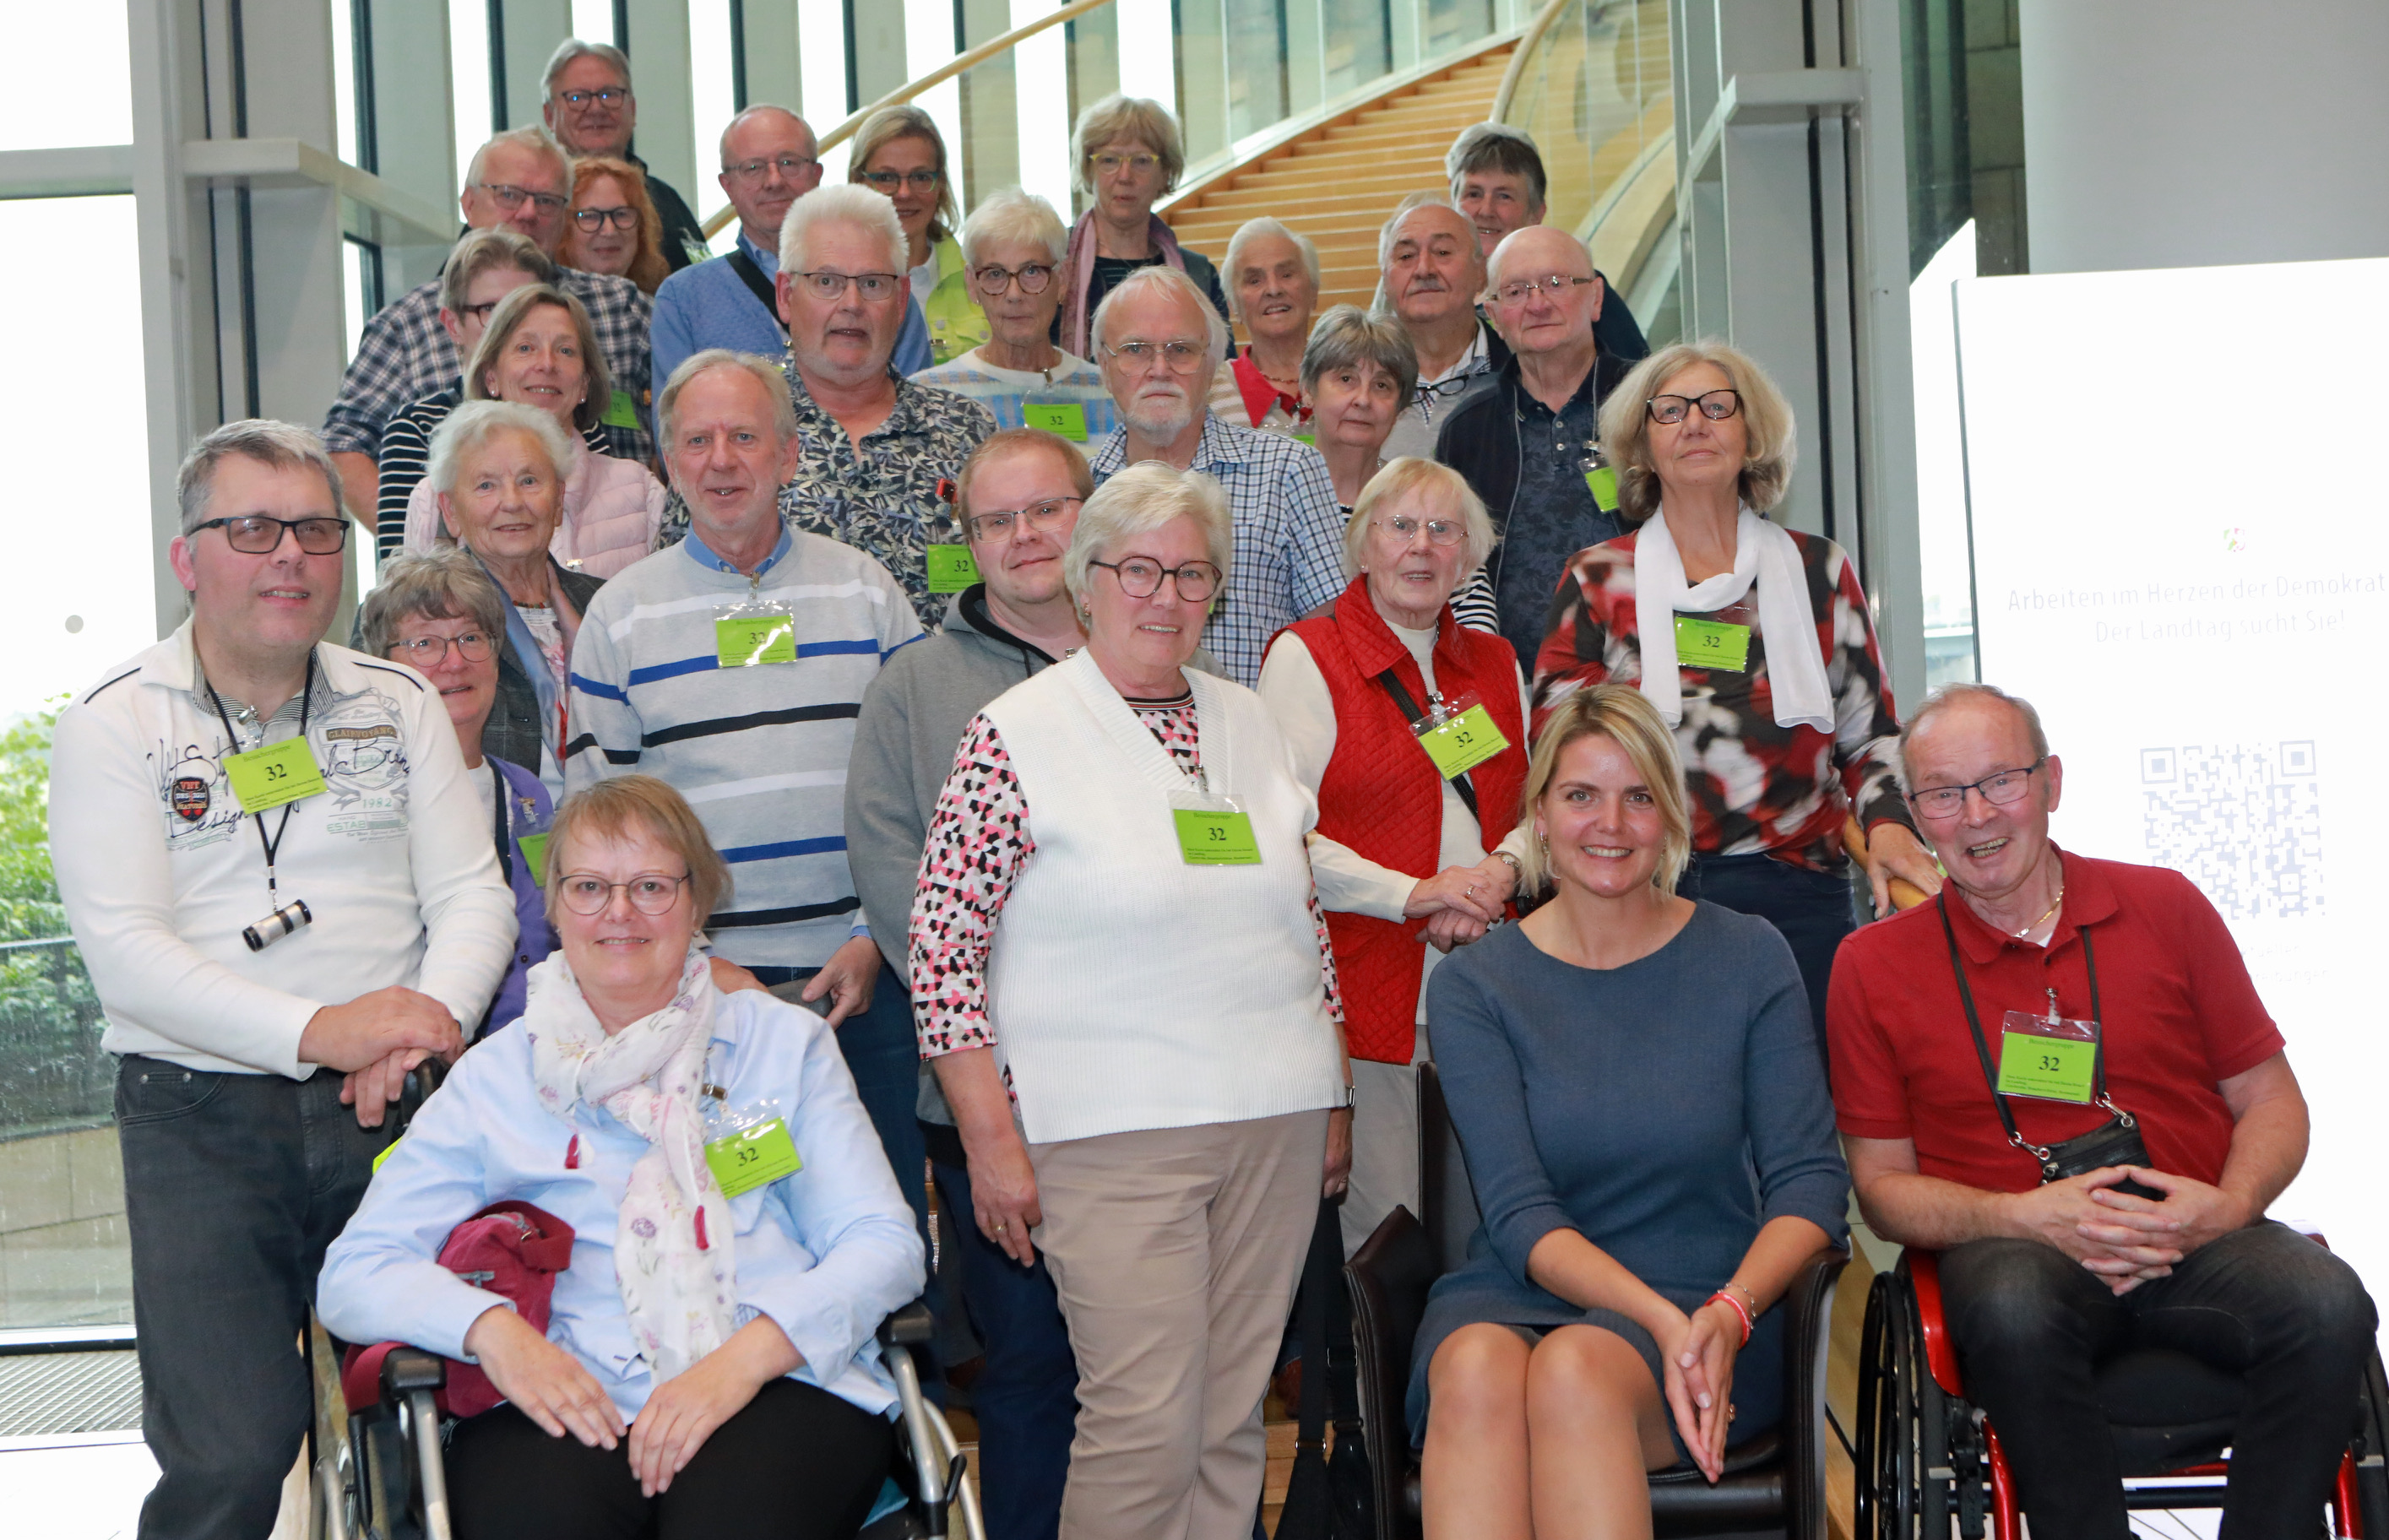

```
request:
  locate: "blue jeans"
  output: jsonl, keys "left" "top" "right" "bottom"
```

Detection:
{"left": 115, "top": 1057, "right": 387, "bottom": 1540}
{"left": 930, "top": 1154, "right": 1080, "bottom": 1540}
{"left": 1680, "top": 852, "right": 1855, "bottom": 1058}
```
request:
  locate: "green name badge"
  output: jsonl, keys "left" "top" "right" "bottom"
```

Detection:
{"left": 223, "top": 735, "right": 328, "bottom": 814}
{"left": 1417, "top": 702, "right": 1510, "bottom": 780}
{"left": 1995, "top": 1031, "right": 2097, "bottom": 1103}
{"left": 1293, "top": 431, "right": 1317, "bottom": 447}
{"left": 1172, "top": 807, "right": 1262, "bottom": 865}
{"left": 704, "top": 1117, "right": 802, "bottom": 1197}
{"left": 1021, "top": 401, "right": 1088, "bottom": 442}
{"left": 1674, "top": 615, "right": 1751, "bottom": 673}
{"left": 600, "top": 388, "right": 643, "bottom": 430}
{"left": 715, "top": 613, "right": 795, "bottom": 668}
{"left": 1584, "top": 465, "right": 1619, "bottom": 508}
{"left": 516, "top": 832, "right": 551, "bottom": 887}
{"left": 926, "top": 544, "right": 983, "bottom": 594}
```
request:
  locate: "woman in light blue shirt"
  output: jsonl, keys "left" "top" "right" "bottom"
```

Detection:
{"left": 319, "top": 775, "right": 926, "bottom": 1538}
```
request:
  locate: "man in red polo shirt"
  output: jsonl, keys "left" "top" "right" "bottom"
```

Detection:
{"left": 1828, "top": 682, "right": 2374, "bottom": 1539}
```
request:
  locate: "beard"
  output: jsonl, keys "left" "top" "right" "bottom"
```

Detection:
{"left": 1122, "top": 384, "right": 1197, "bottom": 442}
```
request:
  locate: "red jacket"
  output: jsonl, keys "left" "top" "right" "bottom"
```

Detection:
{"left": 1276, "top": 577, "right": 1528, "bottom": 1062}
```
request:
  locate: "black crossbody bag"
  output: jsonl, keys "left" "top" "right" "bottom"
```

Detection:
{"left": 1937, "top": 895, "right": 2164, "bottom": 1200}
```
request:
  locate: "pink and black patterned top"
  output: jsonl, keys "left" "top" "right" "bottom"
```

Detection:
{"left": 909, "top": 692, "right": 1344, "bottom": 1060}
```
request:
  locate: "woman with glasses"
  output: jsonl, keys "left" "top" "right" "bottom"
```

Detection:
{"left": 320, "top": 774, "right": 926, "bottom": 1540}
{"left": 849, "top": 106, "right": 984, "bottom": 366}
{"left": 909, "top": 187, "right": 1119, "bottom": 443}
{"left": 1257, "top": 458, "right": 1529, "bottom": 1255}
{"left": 1534, "top": 341, "right": 1944, "bottom": 1046}
{"left": 910, "top": 462, "right": 1352, "bottom": 1540}
{"left": 1207, "top": 218, "right": 1322, "bottom": 437}
{"left": 558, "top": 155, "right": 670, "bottom": 296}
{"left": 1056, "top": 95, "right": 1232, "bottom": 363}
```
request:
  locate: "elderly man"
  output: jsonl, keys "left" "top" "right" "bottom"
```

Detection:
{"left": 540, "top": 38, "right": 708, "bottom": 268}
{"left": 323, "top": 127, "right": 654, "bottom": 520}
{"left": 1376, "top": 196, "right": 1496, "bottom": 464}
{"left": 1829, "top": 684, "right": 2376, "bottom": 1540}
{"left": 567, "top": 348, "right": 933, "bottom": 1266}
{"left": 768, "top": 182, "right": 993, "bottom": 631}
{"left": 1445, "top": 122, "right": 1648, "bottom": 362}
{"left": 49, "top": 420, "right": 514, "bottom": 1539}
{"left": 1435, "top": 224, "right": 1633, "bottom": 669}
{"left": 650, "top": 106, "right": 934, "bottom": 404}
{"left": 1087, "top": 264, "right": 1342, "bottom": 684}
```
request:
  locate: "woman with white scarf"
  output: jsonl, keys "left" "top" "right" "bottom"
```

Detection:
{"left": 320, "top": 775, "right": 924, "bottom": 1538}
{"left": 1529, "top": 341, "right": 1943, "bottom": 1044}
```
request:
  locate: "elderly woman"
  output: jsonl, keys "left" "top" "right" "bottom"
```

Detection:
{"left": 1259, "top": 458, "right": 1529, "bottom": 1255}
{"left": 1056, "top": 94, "right": 1230, "bottom": 361}
{"left": 1302, "top": 306, "right": 1416, "bottom": 512}
{"left": 1207, "top": 217, "right": 1321, "bottom": 437}
{"left": 1534, "top": 340, "right": 1942, "bottom": 1045}
{"left": 909, "top": 187, "right": 1117, "bottom": 444}
{"left": 319, "top": 775, "right": 925, "bottom": 1539}
{"left": 850, "top": 105, "right": 983, "bottom": 366}
{"left": 403, "top": 285, "right": 665, "bottom": 578}
{"left": 559, "top": 155, "right": 671, "bottom": 296}
{"left": 910, "top": 463, "right": 1351, "bottom": 1540}
{"left": 1415, "top": 685, "right": 1849, "bottom": 1538}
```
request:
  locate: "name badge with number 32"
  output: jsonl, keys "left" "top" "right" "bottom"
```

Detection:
{"left": 704, "top": 1114, "right": 802, "bottom": 1197}
{"left": 224, "top": 736, "right": 327, "bottom": 814}
{"left": 1994, "top": 1008, "right": 2099, "bottom": 1103}
{"left": 716, "top": 613, "right": 795, "bottom": 668}
{"left": 1415, "top": 701, "right": 1509, "bottom": 780}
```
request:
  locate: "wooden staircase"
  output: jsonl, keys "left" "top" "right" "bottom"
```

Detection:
{"left": 1164, "top": 41, "right": 1518, "bottom": 322}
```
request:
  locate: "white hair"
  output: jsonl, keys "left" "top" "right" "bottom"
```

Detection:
{"left": 1089, "top": 264, "right": 1231, "bottom": 376}
{"left": 1376, "top": 192, "right": 1475, "bottom": 272}
{"left": 779, "top": 180, "right": 907, "bottom": 277}
{"left": 658, "top": 349, "right": 801, "bottom": 449}
{"left": 425, "top": 399, "right": 574, "bottom": 500}
{"left": 543, "top": 38, "right": 631, "bottom": 95}
{"left": 1222, "top": 217, "right": 1322, "bottom": 328}
{"left": 1062, "top": 462, "right": 1235, "bottom": 608}
{"left": 464, "top": 126, "right": 568, "bottom": 191}
{"left": 960, "top": 187, "right": 1069, "bottom": 268}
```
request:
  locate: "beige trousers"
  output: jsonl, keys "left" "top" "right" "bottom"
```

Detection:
{"left": 1029, "top": 1109, "right": 1329, "bottom": 1540}
{"left": 1341, "top": 1023, "right": 1430, "bottom": 1258}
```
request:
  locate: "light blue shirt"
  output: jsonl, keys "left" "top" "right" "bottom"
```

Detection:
{"left": 651, "top": 230, "right": 932, "bottom": 396}
{"left": 906, "top": 347, "right": 1119, "bottom": 441}
{"left": 318, "top": 983, "right": 926, "bottom": 1420}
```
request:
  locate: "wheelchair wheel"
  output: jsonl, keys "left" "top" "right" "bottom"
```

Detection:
{"left": 2356, "top": 1348, "right": 2389, "bottom": 1537}
{"left": 1854, "top": 1269, "right": 1957, "bottom": 1539}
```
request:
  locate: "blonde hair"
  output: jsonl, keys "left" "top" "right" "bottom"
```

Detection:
{"left": 955, "top": 428, "right": 1094, "bottom": 527}
{"left": 1599, "top": 339, "right": 1798, "bottom": 523}
{"left": 1515, "top": 685, "right": 1692, "bottom": 896}
{"left": 848, "top": 104, "right": 958, "bottom": 240}
{"left": 1072, "top": 95, "right": 1186, "bottom": 195}
{"left": 1063, "top": 462, "right": 1234, "bottom": 608}
{"left": 1343, "top": 458, "right": 1493, "bottom": 581}
{"left": 544, "top": 775, "right": 733, "bottom": 931}
{"left": 464, "top": 284, "right": 611, "bottom": 434}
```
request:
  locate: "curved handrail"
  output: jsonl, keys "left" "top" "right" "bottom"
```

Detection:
{"left": 1490, "top": 0, "right": 1572, "bottom": 124}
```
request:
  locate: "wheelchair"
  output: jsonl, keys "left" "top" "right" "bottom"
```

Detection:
{"left": 1344, "top": 1060, "right": 1849, "bottom": 1539}
{"left": 1854, "top": 1246, "right": 2389, "bottom": 1538}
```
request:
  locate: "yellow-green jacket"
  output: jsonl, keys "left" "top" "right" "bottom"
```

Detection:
{"left": 920, "top": 234, "right": 989, "bottom": 366}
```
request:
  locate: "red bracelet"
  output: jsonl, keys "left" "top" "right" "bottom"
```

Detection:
{"left": 1704, "top": 1288, "right": 1753, "bottom": 1347}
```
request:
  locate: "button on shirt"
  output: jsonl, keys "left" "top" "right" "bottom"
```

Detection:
{"left": 649, "top": 231, "right": 935, "bottom": 409}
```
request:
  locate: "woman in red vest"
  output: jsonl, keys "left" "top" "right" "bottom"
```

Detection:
{"left": 1259, "top": 458, "right": 1534, "bottom": 1255}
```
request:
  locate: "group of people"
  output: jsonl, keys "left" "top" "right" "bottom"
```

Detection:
{"left": 49, "top": 34, "right": 2378, "bottom": 1540}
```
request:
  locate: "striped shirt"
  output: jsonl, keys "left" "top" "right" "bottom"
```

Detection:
{"left": 905, "top": 348, "right": 1119, "bottom": 442}
{"left": 564, "top": 526, "right": 924, "bottom": 983}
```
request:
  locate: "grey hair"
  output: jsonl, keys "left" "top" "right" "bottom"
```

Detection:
{"left": 1300, "top": 304, "right": 1419, "bottom": 402}
{"left": 1090, "top": 264, "right": 1231, "bottom": 377}
{"left": 1445, "top": 122, "right": 1547, "bottom": 211}
{"left": 176, "top": 420, "right": 345, "bottom": 534}
{"left": 1899, "top": 683, "right": 2052, "bottom": 773}
{"left": 657, "top": 349, "right": 801, "bottom": 451}
{"left": 960, "top": 186, "right": 1069, "bottom": 268}
{"left": 1063, "top": 463, "right": 1235, "bottom": 609}
{"left": 718, "top": 104, "right": 813, "bottom": 166}
{"left": 438, "top": 229, "right": 555, "bottom": 314}
{"left": 1376, "top": 192, "right": 1480, "bottom": 274}
{"left": 423, "top": 399, "right": 574, "bottom": 501}
{"left": 1072, "top": 95, "right": 1186, "bottom": 195}
{"left": 1222, "top": 218, "right": 1322, "bottom": 328}
{"left": 464, "top": 126, "right": 569, "bottom": 192}
{"left": 779, "top": 180, "right": 908, "bottom": 279}
{"left": 542, "top": 37, "right": 631, "bottom": 96}
{"left": 357, "top": 547, "right": 509, "bottom": 660}
{"left": 1342, "top": 457, "right": 1493, "bottom": 582}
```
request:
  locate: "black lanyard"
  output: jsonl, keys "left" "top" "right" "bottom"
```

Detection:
{"left": 1374, "top": 667, "right": 1480, "bottom": 822}
{"left": 207, "top": 653, "right": 317, "bottom": 903}
{"left": 1937, "top": 892, "right": 2119, "bottom": 1150}
{"left": 490, "top": 761, "right": 513, "bottom": 887}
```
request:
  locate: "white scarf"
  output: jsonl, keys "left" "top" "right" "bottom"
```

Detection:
{"left": 526, "top": 945, "right": 736, "bottom": 1385}
{"left": 1634, "top": 506, "right": 1835, "bottom": 733}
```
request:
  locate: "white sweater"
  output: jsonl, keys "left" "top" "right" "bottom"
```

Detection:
{"left": 980, "top": 651, "right": 1345, "bottom": 1144}
{"left": 49, "top": 621, "right": 518, "bottom": 1078}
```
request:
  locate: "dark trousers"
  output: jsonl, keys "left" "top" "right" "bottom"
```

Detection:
{"left": 772, "top": 963, "right": 930, "bottom": 1248}
{"left": 1680, "top": 852, "right": 1854, "bottom": 1055}
{"left": 930, "top": 1154, "right": 1079, "bottom": 1540}
{"left": 445, "top": 1376, "right": 896, "bottom": 1540}
{"left": 1940, "top": 1223, "right": 2377, "bottom": 1540}
{"left": 116, "top": 1056, "right": 388, "bottom": 1540}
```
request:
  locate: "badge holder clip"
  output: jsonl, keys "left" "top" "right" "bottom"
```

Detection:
{"left": 1993, "top": 988, "right": 2104, "bottom": 1105}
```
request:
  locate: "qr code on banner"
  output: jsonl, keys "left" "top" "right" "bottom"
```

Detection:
{"left": 2140, "top": 743, "right": 2323, "bottom": 921}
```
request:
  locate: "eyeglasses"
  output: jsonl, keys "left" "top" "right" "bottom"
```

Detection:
{"left": 1376, "top": 512, "right": 1465, "bottom": 547}
{"left": 193, "top": 515, "right": 350, "bottom": 556}
{"left": 967, "top": 497, "right": 1081, "bottom": 542}
{"left": 1091, "top": 152, "right": 1162, "bottom": 176}
{"left": 723, "top": 154, "right": 820, "bottom": 183}
{"left": 557, "top": 87, "right": 627, "bottom": 109}
{"left": 860, "top": 168, "right": 942, "bottom": 192}
{"left": 1089, "top": 556, "right": 1222, "bottom": 603}
{"left": 1104, "top": 339, "right": 1208, "bottom": 373}
{"left": 456, "top": 301, "right": 502, "bottom": 326}
{"left": 788, "top": 268, "right": 904, "bottom": 301}
{"left": 973, "top": 262, "right": 1055, "bottom": 297}
{"left": 1907, "top": 759, "right": 2048, "bottom": 819}
{"left": 1646, "top": 389, "right": 1743, "bottom": 426}
{"left": 474, "top": 182, "right": 568, "bottom": 214}
{"left": 1492, "top": 274, "right": 1599, "bottom": 306}
{"left": 386, "top": 631, "right": 496, "bottom": 667}
{"left": 573, "top": 205, "right": 638, "bottom": 232}
{"left": 557, "top": 871, "right": 692, "bottom": 916}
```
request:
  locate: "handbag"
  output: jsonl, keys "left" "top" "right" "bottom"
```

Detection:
{"left": 1273, "top": 1200, "right": 1373, "bottom": 1540}
{"left": 1937, "top": 896, "right": 2164, "bottom": 1201}
{"left": 341, "top": 1199, "right": 578, "bottom": 1418}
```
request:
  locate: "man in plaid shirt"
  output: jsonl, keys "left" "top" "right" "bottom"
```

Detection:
{"left": 322, "top": 127, "right": 653, "bottom": 523}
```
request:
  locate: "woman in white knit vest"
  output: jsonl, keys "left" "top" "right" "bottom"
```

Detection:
{"left": 909, "top": 461, "right": 1355, "bottom": 1539}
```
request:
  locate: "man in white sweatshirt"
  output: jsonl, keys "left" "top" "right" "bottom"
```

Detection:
{"left": 49, "top": 420, "right": 516, "bottom": 1540}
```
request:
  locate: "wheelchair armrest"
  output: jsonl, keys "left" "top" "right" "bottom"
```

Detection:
{"left": 878, "top": 1299, "right": 936, "bottom": 1349}
{"left": 381, "top": 1347, "right": 446, "bottom": 1401}
{"left": 1781, "top": 1244, "right": 1851, "bottom": 1537}
{"left": 1346, "top": 1205, "right": 1440, "bottom": 1532}
{"left": 1902, "top": 1250, "right": 1968, "bottom": 1398}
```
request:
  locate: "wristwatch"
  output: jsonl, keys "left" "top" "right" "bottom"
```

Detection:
{"left": 1493, "top": 851, "right": 1523, "bottom": 879}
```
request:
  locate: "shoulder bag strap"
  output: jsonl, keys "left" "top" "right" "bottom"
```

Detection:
{"left": 1374, "top": 668, "right": 1480, "bottom": 822}
{"left": 725, "top": 248, "right": 786, "bottom": 333}
{"left": 1938, "top": 892, "right": 2114, "bottom": 1159}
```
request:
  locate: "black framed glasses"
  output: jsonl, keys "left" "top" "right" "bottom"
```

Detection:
{"left": 859, "top": 168, "right": 942, "bottom": 192}
{"left": 1376, "top": 512, "right": 1465, "bottom": 547}
{"left": 474, "top": 182, "right": 567, "bottom": 214}
{"left": 193, "top": 515, "right": 350, "bottom": 556}
{"left": 557, "top": 871, "right": 691, "bottom": 917}
{"left": 788, "top": 268, "right": 904, "bottom": 302}
{"left": 1908, "top": 758, "right": 2048, "bottom": 819}
{"left": 557, "top": 87, "right": 627, "bottom": 109}
{"left": 1104, "top": 339, "right": 1208, "bottom": 373}
{"left": 1646, "top": 389, "right": 1743, "bottom": 426}
{"left": 967, "top": 497, "right": 1080, "bottom": 541}
{"left": 973, "top": 262, "right": 1055, "bottom": 297}
{"left": 724, "top": 154, "right": 820, "bottom": 183}
{"left": 573, "top": 205, "right": 638, "bottom": 232}
{"left": 386, "top": 631, "right": 496, "bottom": 667}
{"left": 455, "top": 300, "right": 501, "bottom": 326}
{"left": 1492, "top": 274, "right": 1598, "bottom": 306}
{"left": 1089, "top": 556, "right": 1222, "bottom": 603}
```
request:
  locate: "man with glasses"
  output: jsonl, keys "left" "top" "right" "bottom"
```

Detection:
{"left": 1828, "top": 682, "right": 2375, "bottom": 1540}
{"left": 49, "top": 420, "right": 516, "bottom": 1540}
{"left": 651, "top": 106, "right": 935, "bottom": 404}
{"left": 1434, "top": 224, "right": 1635, "bottom": 670}
{"left": 1376, "top": 197, "right": 1500, "bottom": 462}
{"left": 1087, "top": 264, "right": 1343, "bottom": 685}
{"left": 323, "top": 127, "right": 655, "bottom": 521}
{"left": 540, "top": 39, "right": 709, "bottom": 269}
